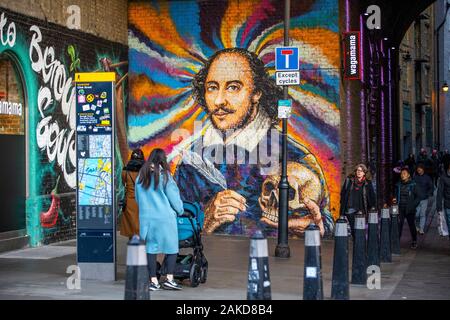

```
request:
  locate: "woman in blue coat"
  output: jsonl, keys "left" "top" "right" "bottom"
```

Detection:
{"left": 135, "top": 148, "right": 184, "bottom": 291}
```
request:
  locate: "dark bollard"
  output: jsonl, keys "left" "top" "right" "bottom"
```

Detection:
{"left": 124, "top": 235, "right": 150, "bottom": 300}
{"left": 390, "top": 202, "right": 401, "bottom": 255}
{"left": 351, "top": 212, "right": 367, "bottom": 285}
{"left": 331, "top": 218, "right": 349, "bottom": 300}
{"left": 303, "top": 224, "right": 323, "bottom": 300}
{"left": 367, "top": 208, "right": 380, "bottom": 267}
{"left": 379, "top": 205, "right": 392, "bottom": 263}
{"left": 247, "top": 230, "right": 271, "bottom": 300}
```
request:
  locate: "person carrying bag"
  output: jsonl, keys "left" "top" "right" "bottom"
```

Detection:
{"left": 120, "top": 148, "right": 144, "bottom": 239}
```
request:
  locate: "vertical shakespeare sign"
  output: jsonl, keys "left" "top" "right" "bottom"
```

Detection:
{"left": 343, "top": 31, "right": 361, "bottom": 80}
{"left": 75, "top": 72, "right": 116, "bottom": 281}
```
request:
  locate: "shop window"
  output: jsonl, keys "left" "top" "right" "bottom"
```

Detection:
{"left": 0, "top": 54, "right": 25, "bottom": 135}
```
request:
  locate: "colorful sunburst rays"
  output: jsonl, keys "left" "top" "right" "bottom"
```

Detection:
{"left": 128, "top": 0, "right": 341, "bottom": 217}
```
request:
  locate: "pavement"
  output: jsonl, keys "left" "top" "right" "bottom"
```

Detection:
{"left": 0, "top": 209, "right": 449, "bottom": 300}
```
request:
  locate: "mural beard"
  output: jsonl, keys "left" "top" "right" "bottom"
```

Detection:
{"left": 208, "top": 99, "right": 260, "bottom": 133}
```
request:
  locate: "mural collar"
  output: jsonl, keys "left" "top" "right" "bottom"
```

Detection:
{"left": 202, "top": 108, "right": 272, "bottom": 153}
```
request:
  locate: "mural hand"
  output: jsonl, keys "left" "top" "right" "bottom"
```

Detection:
{"left": 203, "top": 190, "right": 246, "bottom": 234}
{"left": 303, "top": 197, "right": 325, "bottom": 236}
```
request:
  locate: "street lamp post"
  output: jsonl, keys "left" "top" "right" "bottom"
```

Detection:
{"left": 275, "top": 0, "right": 291, "bottom": 259}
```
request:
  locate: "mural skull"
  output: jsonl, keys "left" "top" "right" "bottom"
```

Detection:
{"left": 258, "top": 161, "right": 323, "bottom": 232}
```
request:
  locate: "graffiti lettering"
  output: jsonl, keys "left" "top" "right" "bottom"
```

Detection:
{"left": 36, "top": 117, "right": 76, "bottom": 187}
{"left": 0, "top": 12, "right": 16, "bottom": 48}
{"left": 30, "top": 25, "right": 76, "bottom": 188}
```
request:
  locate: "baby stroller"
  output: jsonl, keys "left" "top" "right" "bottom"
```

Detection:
{"left": 156, "top": 201, "right": 208, "bottom": 287}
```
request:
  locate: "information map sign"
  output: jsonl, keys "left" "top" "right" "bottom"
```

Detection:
{"left": 75, "top": 72, "right": 116, "bottom": 280}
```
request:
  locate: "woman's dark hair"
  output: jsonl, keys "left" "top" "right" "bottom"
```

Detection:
{"left": 138, "top": 148, "right": 170, "bottom": 190}
{"left": 191, "top": 48, "right": 283, "bottom": 122}
{"left": 130, "top": 148, "right": 144, "bottom": 161}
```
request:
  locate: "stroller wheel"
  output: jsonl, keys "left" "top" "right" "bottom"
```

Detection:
{"left": 200, "top": 264, "right": 208, "bottom": 284}
{"left": 189, "top": 263, "right": 201, "bottom": 287}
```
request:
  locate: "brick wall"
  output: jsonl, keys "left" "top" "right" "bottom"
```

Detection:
{"left": 0, "top": 0, "right": 127, "bottom": 45}
{"left": 0, "top": 7, "right": 127, "bottom": 245}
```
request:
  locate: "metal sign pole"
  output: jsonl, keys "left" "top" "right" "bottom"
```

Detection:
{"left": 275, "top": 0, "right": 291, "bottom": 259}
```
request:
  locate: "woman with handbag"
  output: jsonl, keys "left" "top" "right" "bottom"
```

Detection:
{"left": 135, "top": 148, "right": 184, "bottom": 291}
{"left": 119, "top": 148, "right": 145, "bottom": 239}
{"left": 340, "top": 164, "right": 376, "bottom": 238}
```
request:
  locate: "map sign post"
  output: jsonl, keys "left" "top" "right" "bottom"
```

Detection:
{"left": 75, "top": 72, "right": 116, "bottom": 281}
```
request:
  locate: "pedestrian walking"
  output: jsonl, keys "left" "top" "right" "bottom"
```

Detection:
{"left": 417, "top": 149, "right": 433, "bottom": 177}
{"left": 431, "top": 149, "right": 441, "bottom": 186}
{"left": 413, "top": 163, "right": 434, "bottom": 235}
{"left": 395, "top": 167, "right": 421, "bottom": 249}
{"left": 135, "top": 148, "right": 185, "bottom": 291}
{"left": 340, "top": 164, "right": 376, "bottom": 238}
{"left": 436, "top": 161, "right": 450, "bottom": 244}
{"left": 120, "top": 148, "right": 145, "bottom": 239}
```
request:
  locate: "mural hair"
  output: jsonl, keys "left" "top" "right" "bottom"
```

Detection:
{"left": 191, "top": 48, "right": 283, "bottom": 121}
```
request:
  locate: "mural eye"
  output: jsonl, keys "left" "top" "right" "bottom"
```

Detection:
{"left": 206, "top": 85, "right": 218, "bottom": 92}
{"left": 227, "top": 84, "right": 240, "bottom": 92}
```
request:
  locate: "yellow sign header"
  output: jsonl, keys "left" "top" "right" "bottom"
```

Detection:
{"left": 75, "top": 72, "right": 116, "bottom": 82}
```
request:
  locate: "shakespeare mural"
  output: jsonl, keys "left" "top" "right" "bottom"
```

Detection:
{"left": 128, "top": 0, "right": 341, "bottom": 237}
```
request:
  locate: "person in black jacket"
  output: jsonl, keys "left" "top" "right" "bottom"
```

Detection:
{"left": 436, "top": 160, "right": 450, "bottom": 243}
{"left": 413, "top": 163, "right": 434, "bottom": 235}
{"left": 395, "top": 167, "right": 421, "bottom": 249}
{"left": 430, "top": 150, "right": 441, "bottom": 186}
{"left": 340, "top": 164, "right": 376, "bottom": 238}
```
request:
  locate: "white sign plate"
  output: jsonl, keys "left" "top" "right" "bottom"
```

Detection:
{"left": 276, "top": 71, "right": 300, "bottom": 85}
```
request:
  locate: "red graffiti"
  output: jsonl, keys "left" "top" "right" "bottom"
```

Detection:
{"left": 40, "top": 177, "right": 60, "bottom": 228}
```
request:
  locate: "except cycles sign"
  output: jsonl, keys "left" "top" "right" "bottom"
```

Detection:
{"left": 275, "top": 47, "right": 300, "bottom": 86}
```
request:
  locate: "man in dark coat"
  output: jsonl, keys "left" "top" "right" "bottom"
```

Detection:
{"left": 395, "top": 167, "right": 421, "bottom": 249}
{"left": 413, "top": 163, "right": 434, "bottom": 235}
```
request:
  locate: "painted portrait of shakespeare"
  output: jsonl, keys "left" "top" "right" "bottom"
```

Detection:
{"left": 173, "top": 48, "right": 334, "bottom": 237}
{"left": 127, "top": 1, "right": 341, "bottom": 238}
